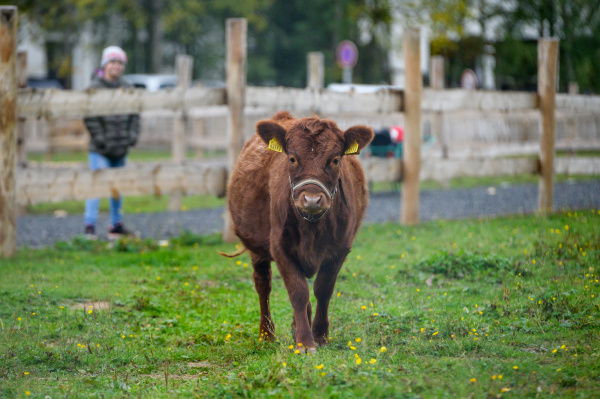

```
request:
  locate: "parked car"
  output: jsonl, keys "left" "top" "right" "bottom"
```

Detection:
{"left": 27, "top": 78, "right": 64, "bottom": 89}
{"left": 123, "top": 74, "right": 177, "bottom": 91}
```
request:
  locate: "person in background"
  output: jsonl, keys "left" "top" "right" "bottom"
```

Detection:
{"left": 83, "top": 46, "right": 139, "bottom": 239}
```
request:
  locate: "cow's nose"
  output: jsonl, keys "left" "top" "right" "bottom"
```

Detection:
{"left": 302, "top": 194, "right": 322, "bottom": 210}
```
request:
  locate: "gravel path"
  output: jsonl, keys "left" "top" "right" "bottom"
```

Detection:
{"left": 17, "top": 179, "right": 600, "bottom": 248}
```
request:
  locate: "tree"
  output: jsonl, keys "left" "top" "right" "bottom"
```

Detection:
{"left": 498, "top": 0, "right": 600, "bottom": 92}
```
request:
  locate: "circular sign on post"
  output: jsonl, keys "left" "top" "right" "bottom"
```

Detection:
{"left": 336, "top": 40, "right": 358, "bottom": 69}
{"left": 460, "top": 69, "right": 478, "bottom": 90}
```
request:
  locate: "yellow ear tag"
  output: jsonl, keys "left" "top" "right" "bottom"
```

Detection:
{"left": 344, "top": 141, "right": 359, "bottom": 155}
{"left": 268, "top": 138, "right": 283, "bottom": 152}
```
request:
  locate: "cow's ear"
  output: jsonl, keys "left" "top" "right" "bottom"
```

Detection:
{"left": 257, "top": 121, "right": 288, "bottom": 154}
{"left": 343, "top": 125, "right": 374, "bottom": 155}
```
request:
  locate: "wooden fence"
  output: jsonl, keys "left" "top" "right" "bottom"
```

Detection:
{"left": 2, "top": 10, "right": 600, "bottom": 256}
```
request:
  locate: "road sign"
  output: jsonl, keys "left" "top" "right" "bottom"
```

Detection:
{"left": 336, "top": 40, "right": 358, "bottom": 69}
{"left": 460, "top": 69, "right": 478, "bottom": 90}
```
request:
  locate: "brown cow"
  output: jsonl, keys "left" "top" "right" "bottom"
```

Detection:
{"left": 227, "top": 111, "right": 374, "bottom": 352}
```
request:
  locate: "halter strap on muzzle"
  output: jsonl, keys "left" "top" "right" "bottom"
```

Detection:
{"left": 289, "top": 176, "right": 338, "bottom": 201}
{"left": 289, "top": 176, "right": 348, "bottom": 222}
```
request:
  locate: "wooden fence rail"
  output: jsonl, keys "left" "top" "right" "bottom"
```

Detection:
{"left": 16, "top": 161, "right": 227, "bottom": 205}
{"left": 17, "top": 87, "right": 226, "bottom": 119}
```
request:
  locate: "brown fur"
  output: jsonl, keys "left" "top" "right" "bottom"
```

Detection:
{"left": 226, "top": 111, "right": 374, "bottom": 351}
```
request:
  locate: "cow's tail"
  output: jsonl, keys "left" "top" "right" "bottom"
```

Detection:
{"left": 217, "top": 246, "right": 248, "bottom": 258}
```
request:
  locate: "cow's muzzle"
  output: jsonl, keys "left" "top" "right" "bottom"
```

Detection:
{"left": 289, "top": 176, "right": 346, "bottom": 222}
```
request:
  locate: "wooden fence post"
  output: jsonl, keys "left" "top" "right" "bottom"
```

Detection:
{"left": 430, "top": 55, "right": 447, "bottom": 160}
{"left": 307, "top": 52, "right": 324, "bottom": 90}
{"left": 17, "top": 51, "right": 27, "bottom": 165}
{"left": 430, "top": 56, "right": 444, "bottom": 90}
{"left": 537, "top": 38, "right": 559, "bottom": 214}
{"left": 168, "top": 54, "right": 193, "bottom": 211}
{"left": 568, "top": 82, "right": 578, "bottom": 95}
{"left": 401, "top": 27, "right": 422, "bottom": 225}
{"left": 0, "top": 6, "right": 18, "bottom": 257}
{"left": 223, "top": 18, "right": 247, "bottom": 242}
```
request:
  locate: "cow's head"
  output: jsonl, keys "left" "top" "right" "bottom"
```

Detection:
{"left": 257, "top": 115, "right": 373, "bottom": 221}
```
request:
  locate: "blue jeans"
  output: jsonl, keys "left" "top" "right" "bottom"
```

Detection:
{"left": 84, "top": 152, "right": 126, "bottom": 227}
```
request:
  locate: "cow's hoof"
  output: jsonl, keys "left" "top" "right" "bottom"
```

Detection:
{"left": 259, "top": 332, "right": 276, "bottom": 342}
{"left": 295, "top": 345, "right": 317, "bottom": 354}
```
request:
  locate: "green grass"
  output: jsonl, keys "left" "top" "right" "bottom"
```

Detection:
{"left": 27, "top": 149, "right": 226, "bottom": 163}
{"left": 26, "top": 194, "right": 225, "bottom": 215}
{"left": 371, "top": 174, "right": 597, "bottom": 192}
{"left": 1, "top": 210, "right": 599, "bottom": 397}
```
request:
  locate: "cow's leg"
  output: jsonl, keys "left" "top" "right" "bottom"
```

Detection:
{"left": 277, "top": 263, "right": 315, "bottom": 352}
{"left": 251, "top": 252, "right": 275, "bottom": 342}
{"left": 291, "top": 300, "right": 312, "bottom": 341}
{"left": 312, "top": 260, "right": 343, "bottom": 346}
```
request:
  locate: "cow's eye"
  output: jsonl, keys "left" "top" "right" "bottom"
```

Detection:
{"left": 290, "top": 157, "right": 296, "bottom": 164}
{"left": 332, "top": 158, "right": 339, "bottom": 165}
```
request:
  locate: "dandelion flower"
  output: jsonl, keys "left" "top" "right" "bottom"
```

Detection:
{"left": 282, "top": 362, "right": 287, "bottom": 367}
{"left": 498, "top": 375, "right": 503, "bottom": 379}
{"left": 225, "top": 334, "right": 231, "bottom": 341}
{"left": 315, "top": 364, "right": 324, "bottom": 370}
{"left": 369, "top": 359, "right": 376, "bottom": 364}
{"left": 355, "top": 338, "right": 362, "bottom": 343}
{"left": 356, "top": 358, "right": 362, "bottom": 365}
{"left": 513, "top": 366, "right": 518, "bottom": 370}
{"left": 295, "top": 350, "right": 300, "bottom": 354}
{"left": 373, "top": 312, "right": 379, "bottom": 316}
{"left": 361, "top": 305, "right": 366, "bottom": 310}
{"left": 24, "top": 372, "right": 29, "bottom": 375}
{"left": 380, "top": 347, "right": 387, "bottom": 352}
{"left": 491, "top": 375, "right": 496, "bottom": 380}
{"left": 289, "top": 345, "right": 294, "bottom": 349}
{"left": 500, "top": 388, "right": 511, "bottom": 393}
{"left": 470, "top": 378, "right": 476, "bottom": 383}
{"left": 432, "top": 331, "right": 438, "bottom": 336}
{"left": 552, "top": 349, "right": 557, "bottom": 353}
{"left": 321, "top": 372, "right": 327, "bottom": 376}
{"left": 561, "top": 345, "right": 566, "bottom": 349}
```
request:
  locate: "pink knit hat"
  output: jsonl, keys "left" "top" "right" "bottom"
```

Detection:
{"left": 101, "top": 46, "right": 128, "bottom": 67}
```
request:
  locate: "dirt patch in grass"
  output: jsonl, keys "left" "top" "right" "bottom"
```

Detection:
{"left": 140, "top": 373, "right": 206, "bottom": 381}
{"left": 187, "top": 362, "right": 213, "bottom": 368}
{"left": 69, "top": 301, "right": 111, "bottom": 311}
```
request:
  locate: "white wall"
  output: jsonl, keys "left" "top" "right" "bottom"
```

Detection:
{"left": 17, "top": 18, "right": 47, "bottom": 79}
